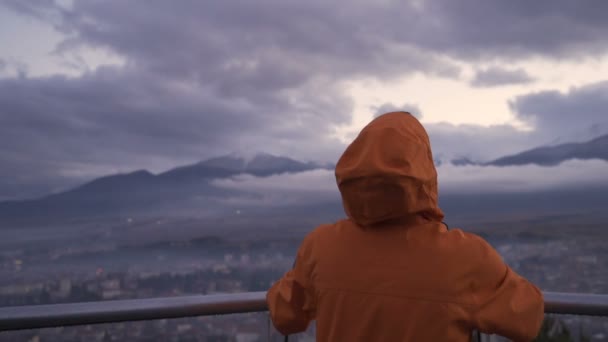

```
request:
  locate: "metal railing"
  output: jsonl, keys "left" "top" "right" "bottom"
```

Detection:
{"left": 1, "top": 291, "right": 607, "bottom": 332}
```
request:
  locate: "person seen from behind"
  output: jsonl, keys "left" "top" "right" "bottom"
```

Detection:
{"left": 267, "top": 111, "right": 544, "bottom": 341}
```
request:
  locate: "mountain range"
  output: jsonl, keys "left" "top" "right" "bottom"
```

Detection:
{"left": 486, "top": 134, "right": 608, "bottom": 167}
{"left": 450, "top": 134, "right": 608, "bottom": 167}
{"left": 1, "top": 135, "right": 607, "bottom": 226}
{"left": 0, "top": 154, "right": 333, "bottom": 224}
{"left": 160, "top": 153, "right": 330, "bottom": 180}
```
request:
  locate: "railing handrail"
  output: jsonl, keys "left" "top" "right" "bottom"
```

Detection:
{"left": 0, "top": 291, "right": 607, "bottom": 332}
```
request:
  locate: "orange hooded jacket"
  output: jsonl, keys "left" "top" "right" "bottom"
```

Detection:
{"left": 267, "top": 112, "right": 544, "bottom": 341}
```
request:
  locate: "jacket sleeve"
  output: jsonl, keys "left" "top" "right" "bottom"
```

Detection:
{"left": 267, "top": 234, "right": 317, "bottom": 336}
{"left": 470, "top": 236, "right": 545, "bottom": 342}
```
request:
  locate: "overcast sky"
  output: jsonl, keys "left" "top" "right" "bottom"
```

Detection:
{"left": 1, "top": 0, "right": 608, "bottom": 200}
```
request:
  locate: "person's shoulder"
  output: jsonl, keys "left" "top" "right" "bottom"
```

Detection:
{"left": 442, "top": 227, "right": 490, "bottom": 244}
{"left": 300, "top": 219, "right": 354, "bottom": 250}
{"left": 296, "top": 221, "right": 342, "bottom": 261}
{"left": 303, "top": 219, "right": 345, "bottom": 242}
{"left": 442, "top": 228, "right": 501, "bottom": 261}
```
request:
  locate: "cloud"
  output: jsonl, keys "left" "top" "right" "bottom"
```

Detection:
{"left": 425, "top": 80, "right": 608, "bottom": 164}
{"left": 510, "top": 80, "right": 608, "bottom": 143}
{"left": 0, "top": 1, "right": 64, "bottom": 23}
{"left": 438, "top": 159, "right": 608, "bottom": 194}
{"left": 471, "top": 67, "right": 534, "bottom": 87}
{"left": 210, "top": 159, "right": 608, "bottom": 209}
{"left": 8, "top": 0, "right": 607, "bottom": 64}
{"left": 8, "top": 1, "right": 608, "bottom": 85}
{"left": 0, "top": 57, "right": 28, "bottom": 78}
{"left": 406, "top": 0, "right": 608, "bottom": 59}
{"left": 2, "top": 0, "right": 608, "bottom": 200}
{"left": 5, "top": 73, "right": 607, "bottom": 200}
{"left": 214, "top": 169, "right": 336, "bottom": 194}
{"left": 211, "top": 169, "right": 340, "bottom": 207}
{"left": 30, "top": 0, "right": 463, "bottom": 86}
{"left": 372, "top": 103, "right": 422, "bottom": 119}
{"left": 423, "top": 122, "right": 534, "bottom": 163}
{"left": 0, "top": 65, "right": 352, "bottom": 199}
{"left": 0, "top": 0, "right": 456, "bottom": 200}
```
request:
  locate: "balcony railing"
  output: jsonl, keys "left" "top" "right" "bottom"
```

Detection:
{"left": 0, "top": 291, "right": 607, "bottom": 332}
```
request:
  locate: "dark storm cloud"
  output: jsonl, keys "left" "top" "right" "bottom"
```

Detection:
{"left": 44, "top": 0, "right": 463, "bottom": 85}
{"left": 36, "top": 0, "right": 608, "bottom": 66}
{"left": 372, "top": 103, "right": 422, "bottom": 119}
{"left": 409, "top": 1, "right": 608, "bottom": 59}
{"left": 0, "top": 0, "right": 455, "bottom": 200}
{"left": 2, "top": 0, "right": 608, "bottom": 200}
{"left": 471, "top": 67, "right": 534, "bottom": 87}
{"left": 1, "top": 0, "right": 58, "bottom": 20}
{"left": 510, "top": 80, "right": 608, "bottom": 143}
{"left": 6, "top": 0, "right": 608, "bottom": 67}
{"left": 0, "top": 64, "right": 353, "bottom": 198}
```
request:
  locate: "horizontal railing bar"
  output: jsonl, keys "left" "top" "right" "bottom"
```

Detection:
{"left": 0, "top": 292, "right": 268, "bottom": 331}
{"left": 0, "top": 291, "right": 607, "bottom": 332}
{"left": 543, "top": 292, "right": 608, "bottom": 316}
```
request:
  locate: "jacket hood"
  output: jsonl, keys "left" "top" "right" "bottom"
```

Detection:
{"left": 335, "top": 112, "right": 444, "bottom": 227}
